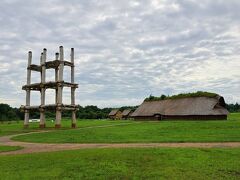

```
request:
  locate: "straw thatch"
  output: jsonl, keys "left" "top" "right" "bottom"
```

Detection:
{"left": 108, "top": 109, "right": 122, "bottom": 120}
{"left": 122, "top": 109, "right": 132, "bottom": 116}
{"left": 131, "top": 95, "right": 229, "bottom": 120}
{"left": 122, "top": 109, "right": 133, "bottom": 119}
{"left": 109, "top": 109, "right": 120, "bottom": 116}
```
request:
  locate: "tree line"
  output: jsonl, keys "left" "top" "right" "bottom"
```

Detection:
{"left": 0, "top": 102, "right": 239, "bottom": 121}
{"left": 0, "top": 103, "right": 137, "bottom": 121}
{"left": 226, "top": 103, "right": 240, "bottom": 113}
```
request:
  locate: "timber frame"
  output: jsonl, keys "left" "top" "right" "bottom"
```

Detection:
{"left": 21, "top": 46, "right": 79, "bottom": 128}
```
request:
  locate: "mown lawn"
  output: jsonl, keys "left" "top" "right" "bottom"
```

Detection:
{"left": 0, "top": 145, "right": 22, "bottom": 152}
{"left": 0, "top": 119, "right": 131, "bottom": 137}
{"left": 0, "top": 148, "right": 240, "bottom": 179}
{"left": 12, "top": 113, "right": 240, "bottom": 143}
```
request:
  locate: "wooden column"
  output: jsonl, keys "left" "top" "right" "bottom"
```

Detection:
{"left": 40, "top": 49, "right": 46, "bottom": 128}
{"left": 24, "top": 51, "right": 32, "bottom": 128}
{"left": 55, "top": 52, "right": 59, "bottom": 105}
{"left": 55, "top": 46, "right": 64, "bottom": 128}
{"left": 71, "top": 48, "right": 77, "bottom": 128}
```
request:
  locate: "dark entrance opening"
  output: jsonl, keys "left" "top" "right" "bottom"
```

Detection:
{"left": 154, "top": 113, "right": 163, "bottom": 120}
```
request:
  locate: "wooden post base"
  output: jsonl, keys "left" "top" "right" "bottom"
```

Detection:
{"left": 55, "top": 124, "right": 61, "bottom": 128}
{"left": 71, "top": 123, "right": 77, "bottom": 128}
{"left": 39, "top": 124, "right": 46, "bottom": 128}
{"left": 24, "top": 124, "right": 29, "bottom": 128}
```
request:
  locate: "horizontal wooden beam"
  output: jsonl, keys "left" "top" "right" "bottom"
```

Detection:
{"left": 22, "top": 81, "right": 78, "bottom": 91}
{"left": 20, "top": 104, "right": 79, "bottom": 112}
{"left": 45, "top": 60, "right": 74, "bottom": 69}
{"left": 28, "top": 64, "right": 41, "bottom": 72}
{"left": 26, "top": 60, "right": 74, "bottom": 73}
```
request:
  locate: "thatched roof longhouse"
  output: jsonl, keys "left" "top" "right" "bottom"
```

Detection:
{"left": 122, "top": 109, "right": 132, "bottom": 116}
{"left": 131, "top": 95, "right": 229, "bottom": 120}
{"left": 108, "top": 109, "right": 120, "bottom": 116}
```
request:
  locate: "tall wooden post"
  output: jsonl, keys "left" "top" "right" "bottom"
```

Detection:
{"left": 71, "top": 48, "right": 77, "bottom": 128}
{"left": 55, "top": 46, "right": 64, "bottom": 128}
{"left": 40, "top": 49, "right": 46, "bottom": 128}
{"left": 24, "top": 51, "right": 32, "bottom": 128}
{"left": 55, "top": 52, "right": 59, "bottom": 105}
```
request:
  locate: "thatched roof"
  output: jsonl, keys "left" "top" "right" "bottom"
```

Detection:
{"left": 122, "top": 109, "right": 132, "bottom": 116}
{"left": 131, "top": 96, "right": 229, "bottom": 117}
{"left": 144, "top": 91, "right": 217, "bottom": 101}
{"left": 109, "top": 109, "right": 120, "bottom": 116}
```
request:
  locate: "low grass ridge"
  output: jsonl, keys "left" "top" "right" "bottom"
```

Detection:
{"left": 145, "top": 91, "right": 218, "bottom": 101}
{"left": 0, "top": 148, "right": 240, "bottom": 179}
{"left": 0, "top": 145, "right": 22, "bottom": 152}
{"left": 12, "top": 113, "right": 240, "bottom": 143}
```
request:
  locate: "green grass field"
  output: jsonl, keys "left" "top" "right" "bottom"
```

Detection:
{"left": 0, "top": 148, "right": 240, "bottom": 179}
{"left": 0, "top": 119, "right": 131, "bottom": 137}
{"left": 0, "top": 145, "right": 22, "bottom": 153}
{"left": 1, "top": 114, "right": 240, "bottom": 179}
{"left": 12, "top": 113, "right": 240, "bottom": 143}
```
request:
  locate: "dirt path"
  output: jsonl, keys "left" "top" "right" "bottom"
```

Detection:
{"left": 1, "top": 124, "right": 240, "bottom": 155}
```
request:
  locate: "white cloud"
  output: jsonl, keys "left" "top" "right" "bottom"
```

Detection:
{"left": 0, "top": 0, "right": 240, "bottom": 108}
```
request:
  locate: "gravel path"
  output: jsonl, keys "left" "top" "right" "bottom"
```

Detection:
{"left": 1, "top": 124, "right": 240, "bottom": 155}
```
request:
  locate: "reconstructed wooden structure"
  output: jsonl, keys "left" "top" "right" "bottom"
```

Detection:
{"left": 21, "top": 46, "right": 79, "bottom": 128}
{"left": 108, "top": 109, "right": 122, "bottom": 120}
{"left": 131, "top": 95, "right": 229, "bottom": 120}
{"left": 122, "top": 109, "right": 133, "bottom": 119}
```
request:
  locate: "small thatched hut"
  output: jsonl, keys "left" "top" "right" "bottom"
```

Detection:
{"left": 122, "top": 109, "right": 133, "bottom": 119}
{"left": 131, "top": 94, "right": 229, "bottom": 120}
{"left": 108, "top": 109, "right": 122, "bottom": 120}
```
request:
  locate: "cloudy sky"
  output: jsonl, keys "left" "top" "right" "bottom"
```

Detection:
{"left": 0, "top": 0, "right": 240, "bottom": 108}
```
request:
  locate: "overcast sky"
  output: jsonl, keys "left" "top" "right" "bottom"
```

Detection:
{"left": 0, "top": 0, "right": 239, "bottom": 108}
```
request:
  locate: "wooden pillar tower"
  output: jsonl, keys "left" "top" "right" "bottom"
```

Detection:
{"left": 22, "top": 46, "right": 79, "bottom": 128}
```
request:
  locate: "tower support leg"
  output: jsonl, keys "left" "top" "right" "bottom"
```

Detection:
{"left": 55, "top": 46, "right": 64, "bottom": 128}
{"left": 24, "top": 110, "right": 29, "bottom": 128}
{"left": 55, "top": 106, "right": 62, "bottom": 128}
{"left": 71, "top": 110, "right": 77, "bottom": 128}
{"left": 39, "top": 108, "right": 46, "bottom": 128}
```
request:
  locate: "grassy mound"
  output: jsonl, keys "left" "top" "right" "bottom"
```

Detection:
{"left": 145, "top": 91, "right": 218, "bottom": 101}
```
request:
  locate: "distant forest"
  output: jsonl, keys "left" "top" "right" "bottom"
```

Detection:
{"left": 0, "top": 102, "right": 239, "bottom": 121}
